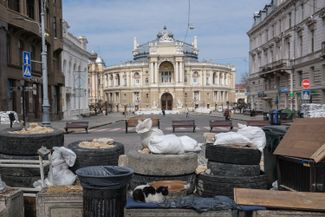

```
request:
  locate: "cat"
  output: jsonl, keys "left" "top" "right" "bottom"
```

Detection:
{"left": 132, "top": 184, "right": 169, "bottom": 203}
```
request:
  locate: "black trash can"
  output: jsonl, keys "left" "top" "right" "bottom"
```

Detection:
{"left": 262, "top": 126, "right": 288, "bottom": 186}
{"left": 76, "top": 166, "right": 133, "bottom": 217}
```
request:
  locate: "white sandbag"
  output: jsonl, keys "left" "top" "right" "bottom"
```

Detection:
{"left": 34, "top": 147, "right": 77, "bottom": 188}
{"left": 136, "top": 118, "right": 152, "bottom": 134}
{"left": 148, "top": 134, "right": 184, "bottom": 154}
{"left": 136, "top": 118, "right": 164, "bottom": 148}
{"left": 214, "top": 132, "right": 252, "bottom": 147}
{"left": 179, "top": 136, "right": 201, "bottom": 152}
{"left": 237, "top": 124, "right": 266, "bottom": 152}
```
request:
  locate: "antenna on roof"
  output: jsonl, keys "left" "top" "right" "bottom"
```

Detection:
{"left": 184, "top": 0, "right": 195, "bottom": 42}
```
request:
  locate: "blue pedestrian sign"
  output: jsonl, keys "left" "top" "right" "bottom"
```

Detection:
{"left": 22, "top": 51, "right": 32, "bottom": 78}
{"left": 301, "top": 90, "right": 311, "bottom": 101}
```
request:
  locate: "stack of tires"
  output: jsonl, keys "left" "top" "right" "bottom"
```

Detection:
{"left": 0, "top": 128, "right": 64, "bottom": 187}
{"left": 196, "top": 143, "right": 267, "bottom": 198}
{"left": 127, "top": 151, "right": 198, "bottom": 194}
{"left": 67, "top": 140, "right": 125, "bottom": 172}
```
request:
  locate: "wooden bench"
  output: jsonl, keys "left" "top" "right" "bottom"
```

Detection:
{"left": 125, "top": 117, "right": 160, "bottom": 133}
{"left": 172, "top": 120, "right": 196, "bottom": 133}
{"left": 209, "top": 120, "right": 233, "bottom": 132}
{"left": 246, "top": 120, "right": 269, "bottom": 127}
{"left": 65, "top": 121, "right": 89, "bottom": 133}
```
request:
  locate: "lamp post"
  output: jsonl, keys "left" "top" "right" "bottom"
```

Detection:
{"left": 15, "top": 0, "right": 50, "bottom": 126}
{"left": 40, "top": 0, "right": 50, "bottom": 126}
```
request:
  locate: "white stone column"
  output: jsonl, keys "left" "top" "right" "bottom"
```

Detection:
{"left": 217, "top": 72, "right": 220, "bottom": 85}
{"left": 180, "top": 61, "right": 184, "bottom": 83}
{"left": 155, "top": 62, "right": 158, "bottom": 84}
{"left": 150, "top": 62, "right": 154, "bottom": 83}
{"left": 175, "top": 62, "right": 179, "bottom": 83}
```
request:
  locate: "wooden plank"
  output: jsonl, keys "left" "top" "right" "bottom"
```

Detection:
{"left": 274, "top": 118, "right": 325, "bottom": 159}
{"left": 234, "top": 188, "right": 325, "bottom": 212}
{"left": 310, "top": 143, "right": 325, "bottom": 163}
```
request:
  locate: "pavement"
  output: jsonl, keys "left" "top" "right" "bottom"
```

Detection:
{"left": 0, "top": 111, "right": 266, "bottom": 132}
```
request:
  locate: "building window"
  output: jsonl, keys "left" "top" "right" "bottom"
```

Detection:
{"left": 310, "top": 66, "right": 316, "bottom": 84}
{"left": 194, "top": 91, "right": 200, "bottom": 103}
{"left": 296, "top": 71, "right": 303, "bottom": 87}
{"left": 6, "top": 34, "right": 11, "bottom": 64}
{"left": 27, "top": 0, "right": 35, "bottom": 19}
{"left": 134, "top": 72, "right": 140, "bottom": 85}
{"left": 299, "top": 34, "right": 303, "bottom": 57}
{"left": 301, "top": 3, "right": 304, "bottom": 21}
{"left": 145, "top": 78, "right": 149, "bottom": 84}
{"left": 53, "top": 17, "right": 57, "bottom": 37}
{"left": 161, "top": 71, "right": 172, "bottom": 83}
{"left": 18, "top": 40, "right": 24, "bottom": 66}
{"left": 8, "top": 0, "right": 20, "bottom": 12}
{"left": 287, "top": 40, "right": 290, "bottom": 59}
{"left": 192, "top": 71, "right": 199, "bottom": 84}
{"left": 288, "top": 12, "right": 292, "bottom": 28}
{"left": 265, "top": 29, "right": 268, "bottom": 41}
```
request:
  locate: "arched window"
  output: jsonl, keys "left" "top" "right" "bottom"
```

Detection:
{"left": 192, "top": 71, "right": 199, "bottom": 84}
{"left": 134, "top": 72, "right": 140, "bottom": 85}
{"left": 115, "top": 74, "right": 120, "bottom": 86}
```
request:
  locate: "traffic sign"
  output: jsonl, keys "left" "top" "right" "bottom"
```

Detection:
{"left": 301, "top": 90, "right": 311, "bottom": 100}
{"left": 23, "top": 65, "right": 31, "bottom": 78}
{"left": 302, "top": 79, "right": 310, "bottom": 89}
{"left": 22, "top": 51, "right": 32, "bottom": 79}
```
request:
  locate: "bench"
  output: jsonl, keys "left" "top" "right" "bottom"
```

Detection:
{"left": 245, "top": 120, "right": 269, "bottom": 127}
{"left": 209, "top": 120, "right": 233, "bottom": 132}
{"left": 65, "top": 121, "right": 89, "bottom": 133}
{"left": 125, "top": 117, "right": 160, "bottom": 133}
{"left": 172, "top": 120, "right": 196, "bottom": 133}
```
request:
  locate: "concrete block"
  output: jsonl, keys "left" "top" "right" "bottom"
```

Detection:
{"left": 0, "top": 188, "right": 24, "bottom": 217}
{"left": 36, "top": 187, "right": 83, "bottom": 217}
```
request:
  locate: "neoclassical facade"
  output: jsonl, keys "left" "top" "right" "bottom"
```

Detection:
{"left": 102, "top": 27, "right": 235, "bottom": 112}
{"left": 62, "top": 21, "right": 91, "bottom": 119}
{"left": 248, "top": 0, "right": 325, "bottom": 112}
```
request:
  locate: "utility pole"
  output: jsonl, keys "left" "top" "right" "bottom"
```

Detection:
{"left": 40, "top": 0, "right": 50, "bottom": 126}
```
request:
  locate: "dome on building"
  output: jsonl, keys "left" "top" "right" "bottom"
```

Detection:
{"left": 95, "top": 56, "right": 105, "bottom": 64}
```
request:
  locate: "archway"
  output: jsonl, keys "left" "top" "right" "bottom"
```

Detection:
{"left": 161, "top": 93, "right": 173, "bottom": 110}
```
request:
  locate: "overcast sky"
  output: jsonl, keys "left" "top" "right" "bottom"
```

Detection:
{"left": 63, "top": 0, "right": 270, "bottom": 83}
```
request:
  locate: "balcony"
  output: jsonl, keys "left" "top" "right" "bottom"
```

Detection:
{"left": 259, "top": 59, "right": 291, "bottom": 78}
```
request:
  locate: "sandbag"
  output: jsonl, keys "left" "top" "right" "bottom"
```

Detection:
{"left": 148, "top": 134, "right": 184, "bottom": 154}
{"left": 237, "top": 123, "right": 266, "bottom": 151}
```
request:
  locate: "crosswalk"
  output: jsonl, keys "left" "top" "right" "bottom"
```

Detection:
{"left": 89, "top": 126, "right": 233, "bottom": 133}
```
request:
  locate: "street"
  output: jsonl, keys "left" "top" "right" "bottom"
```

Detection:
{"left": 64, "top": 113, "right": 224, "bottom": 153}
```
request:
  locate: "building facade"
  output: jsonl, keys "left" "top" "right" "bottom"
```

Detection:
{"left": 248, "top": 0, "right": 325, "bottom": 112}
{"left": 0, "top": 0, "right": 64, "bottom": 121}
{"left": 100, "top": 27, "right": 235, "bottom": 113}
{"left": 88, "top": 53, "right": 106, "bottom": 112}
{"left": 235, "top": 84, "right": 247, "bottom": 103}
{"left": 62, "top": 21, "right": 91, "bottom": 119}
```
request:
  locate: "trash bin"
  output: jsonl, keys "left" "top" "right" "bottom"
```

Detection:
{"left": 269, "top": 110, "right": 281, "bottom": 125}
{"left": 76, "top": 166, "right": 133, "bottom": 217}
{"left": 262, "top": 126, "right": 288, "bottom": 186}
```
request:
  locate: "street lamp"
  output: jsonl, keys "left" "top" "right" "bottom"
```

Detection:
{"left": 15, "top": 0, "right": 50, "bottom": 126}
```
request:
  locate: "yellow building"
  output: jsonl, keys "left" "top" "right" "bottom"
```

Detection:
{"left": 95, "top": 27, "right": 236, "bottom": 112}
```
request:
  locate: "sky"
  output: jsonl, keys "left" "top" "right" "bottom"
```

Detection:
{"left": 63, "top": 0, "right": 270, "bottom": 83}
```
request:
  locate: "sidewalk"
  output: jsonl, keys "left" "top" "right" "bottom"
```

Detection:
{"left": 0, "top": 112, "right": 126, "bottom": 131}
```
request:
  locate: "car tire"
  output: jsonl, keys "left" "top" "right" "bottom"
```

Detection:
{"left": 67, "top": 140, "right": 125, "bottom": 172}
{"left": 0, "top": 128, "right": 64, "bottom": 156}
{"left": 196, "top": 173, "right": 267, "bottom": 198}
{"left": 126, "top": 151, "right": 198, "bottom": 176}
{"left": 208, "top": 161, "right": 260, "bottom": 177}
{"left": 205, "top": 143, "right": 261, "bottom": 165}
